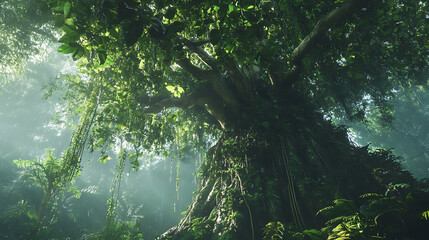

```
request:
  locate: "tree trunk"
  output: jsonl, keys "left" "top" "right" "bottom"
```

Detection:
{"left": 160, "top": 93, "right": 415, "bottom": 240}
{"left": 37, "top": 186, "right": 53, "bottom": 227}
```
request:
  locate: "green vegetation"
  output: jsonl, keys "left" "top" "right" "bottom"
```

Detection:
{"left": 338, "top": 86, "right": 429, "bottom": 179}
{"left": 14, "top": 149, "right": 81, "bottom": 226}
{"left": 85, "top": 221, "right": 144, "bottom": 240}
{"left": 0, "top": 0, "right": 56, "bottom": 74}
{"left": 1, "top": 0, "right": 429, "bottom": 239}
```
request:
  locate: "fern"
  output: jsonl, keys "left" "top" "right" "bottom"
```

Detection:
{"left": 317, "top": 206, "right": 335, "bottom": 216}
{"left": 326, "top": 216, "right": 350, "bottom": 226}
{"left": 364, "top": 197, "right": 404, "bottom": 218}
{"left": 302, "top": 229, "right": 325, "bottom": 240}
{"left": 360, "top": 193, "right": 383, "bottom": 199}
{"left": 13, "top": 159, "right": 35, "bottom": 168}
{"left": 421, "top": 210, "right": 429, "bottom": 220}
{"left": 317, "top": 199, "right": 357, "bottom": 218}
{"left": 262, "top": 221, "right": 285, "bottom": 240}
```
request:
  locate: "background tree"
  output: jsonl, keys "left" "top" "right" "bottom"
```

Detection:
{"left": 0, "top": 0, "right": 56, "bottom": 75}
{"left": 337, "top": 86, "right": 429, "bottom": 179}
{"left": 14, "top": 149, "right": 81, "bottom": 227}
{"left": 38, "top": 0, "right": 429, "bottom": 239}
{"left": 0, "top": 44, "right": 199, "bottom": 239}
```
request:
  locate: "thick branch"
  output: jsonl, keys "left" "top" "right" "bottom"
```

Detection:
{"left": 135, "top": 95, "right": 166, "bottom": 105}
{"left": 176, "top": 57, "right": 241, "bottom": 110}
{"left": 277, "top": 0, "right": 365, "bottom": 88}
{"left": 142, "top": 89, "right": 229, "bottom": 128}
{"left": 291, "top": 0, "right": 363, "bottom": 64}
{"left": 181, "top": 38, "right": 210, "bottom": 47}
{"left": 223, "top": 56, "right": 250, "bottom": 100}
{"left": 186, "top": 45, "right": 218, "bottom": 70}
{"left": 177, "top": 58, "right": 212, "bottom": 81}
{"left": 143, "top": 96, "right": 195, "bottom": 114}
{"left": 182, "top": 41, "right": 246, "bottom": 87}
{"left": 184, "top": 45, "right": 250, "bottom": 103}
{"left": 177, "top": 39, "right": 214, "bottom": 69}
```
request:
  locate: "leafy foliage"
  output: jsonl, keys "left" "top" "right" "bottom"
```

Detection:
{"left": 1, "top": 200, "right": 37, "bottom": 223}
{"left": 422, "top": 210, "right": 429, "bottom": 220}
{"left": 12, "top": 148, "right": 81, "bottom": 237}
{"left": 4, "top": 0, "right": 428, "bottom": 239}
{"left": 14, "top": 149, "right": 81, "bottom": 199}
{"left": 262, "top": 221, "right": 285, "bottom": 240}
{"left": 84, "top": 221, "right": 144, "bottom": 240}
{"left": 0, "top": 0, "right": 56, "bottom": 74}
{"left": 337, "top": 86, "right": 429, "bottom": 179}
{"left": 317, "top": 189, "right": 429, "bottom": 240}
{"left": 37, "top": 0, "right": 428, "bottom": 169}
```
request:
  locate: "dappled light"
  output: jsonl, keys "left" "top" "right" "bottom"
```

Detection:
{"left": 1, "top": 0, "right": 429, "bottom": 239}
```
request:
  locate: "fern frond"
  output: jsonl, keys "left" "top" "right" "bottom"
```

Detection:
{"left": 360, "top": 193, "right": 383, "bottom": 199}
{"left": 326, "top": 216, "right": 348, "bottom": 226}
{"left": 421, "top": 210, "right": 429, "bottom": 220}
{"left": 318, "top": 199, "right": 357, "bottom": 218}
{"left": 13, "top": 159, "right": 35, "bottom": 168}
{"left": 317, "top": 206, "right": 334, "bottom": 216}
{"left": 333, "top": 199, "right": 357, "bottom": 215}
{"left": 303, "top": 229, "right": 325, "bottom": 240}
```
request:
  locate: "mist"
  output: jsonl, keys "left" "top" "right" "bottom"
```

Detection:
{"left": 339, "top": 87, "right": 429, "bottom": 180}
{"left": 0, "top": 46, "right": 199, "bottom": 239}
{"left": 1, "top": 0, "right": 428, "bottom": 239}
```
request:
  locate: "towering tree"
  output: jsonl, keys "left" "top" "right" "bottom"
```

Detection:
{"left": 36, "top": 0, "right": 429, "bottom": 238}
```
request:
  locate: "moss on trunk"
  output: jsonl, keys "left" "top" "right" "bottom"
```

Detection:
{"left": 161, "top": 99, "right": 417, "bottom": 239}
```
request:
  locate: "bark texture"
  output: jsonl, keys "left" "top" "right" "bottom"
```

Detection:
{"left": 158, "top": 1, "right": 394, "bottom": 239}
{"left": 160, "top": 93, "right": 415, "bottom": 239}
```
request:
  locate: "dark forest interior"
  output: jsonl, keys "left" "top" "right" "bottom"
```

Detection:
{"left": 1, "top": 0, "right": 429, "bottom": 239}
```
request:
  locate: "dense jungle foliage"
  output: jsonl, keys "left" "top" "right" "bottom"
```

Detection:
{"left": 1, "top": 0, "right": 429, "bottom": 239}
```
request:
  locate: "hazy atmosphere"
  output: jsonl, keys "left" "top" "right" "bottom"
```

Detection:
{"left": 0, "top": 46, "right": 199, "bottom": 239}
{"left": 1, "top": 0, "right": 429, "bottom": 239}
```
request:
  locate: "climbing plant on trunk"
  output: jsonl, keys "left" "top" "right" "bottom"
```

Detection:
{"left": 38, "top": 0, "right": 429, "bottom": 238}
{"left": 13, "top": 149, "right": 82, "bottom": 233}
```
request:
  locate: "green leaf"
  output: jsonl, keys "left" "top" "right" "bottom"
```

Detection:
{"left": 360, "top": 193, "right": 383, "bottom": 199}
{"left": 303, "top": 229, "right": 324, "bottom": 239}
{"left": 54, "top": 14, "right": 64, "bottom": 27}
{"left": 317, "top": 206, "right": 334, "bottom": 216}
{"left": 13, "top": 159, "right": 34, "bottom": 168}
{"left": 422, "top": 210, "right": 429, "bottom": 220}
{"left": 74, "top": 190, "right": 81, "bottom": 199}
{"left": 58, "top": 43, "right": 78, "bottom": 54}
{"left": 99, "top": 155, "right": 111, "bottom": 164}
{"left": 59, "top": 31, "right": 80, "bottom": 43}
{"left": 132, "top": 159, "right": 140, "bottom": 169}
{"left": 103, "top": 57, "right": 115, "bottom": 67}
{"left": 177, "top": 86, "right": 184, "bottom": 93}
{"left": 72, "top": 47, "right": 85, "bottom": 61}
{"left": 64, "top": 1, "right": 72, "bottom": 18}
{"left": 227, "top": 4, "right": 234, "bottom": 15}
{"left": 166, "top": 85, "right": 175, "bottom": 93}
{"left": 27, "top": 209, "right": 38, "bottom": 221}
{"left": 53, "top": 3, "right": 65, "bottom": 13}
{"left": 61, "top": 25, "right": 79, "bottom": 34}
{"left": 65, "top": 18, "right": 75, "bottom": 25}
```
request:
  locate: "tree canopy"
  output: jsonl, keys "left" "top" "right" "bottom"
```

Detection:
{"left": 44, "top": 0, "right": 428, "bottom": 142}
{"left": 0, "top": 0, "right": 56, "bottom": 74}
{"left": 3, "top": 0, "right": 429, "bottom": 239}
